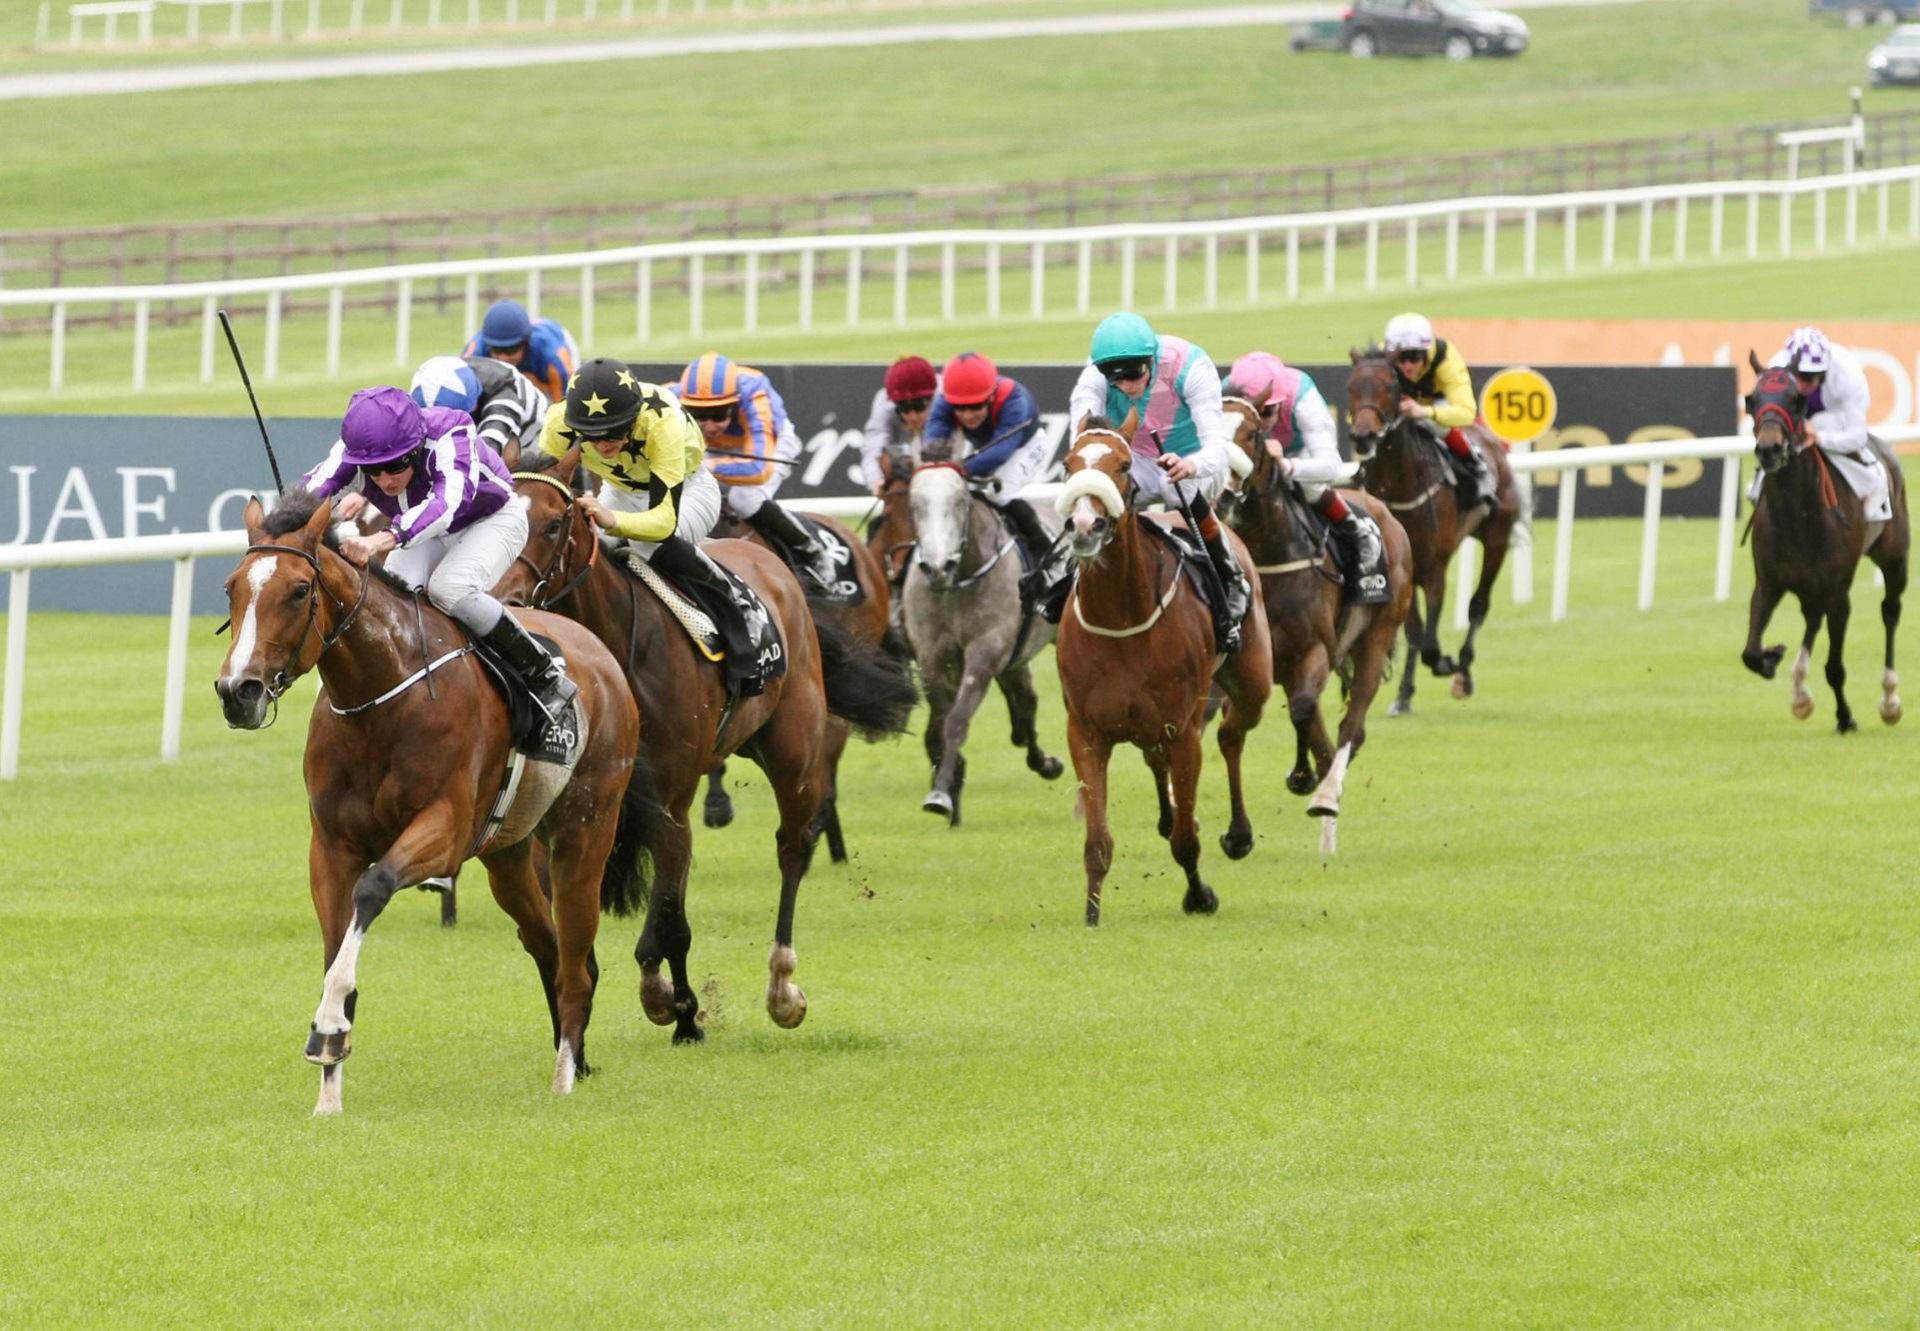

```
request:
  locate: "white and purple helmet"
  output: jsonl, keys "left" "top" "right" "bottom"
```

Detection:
{"left": 1782, "top": 327, "right": 1832, "bottom": 376}
{"left": 1384, "top": 312, "right": 1435, "bottom": 354}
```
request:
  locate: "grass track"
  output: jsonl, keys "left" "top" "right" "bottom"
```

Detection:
{"left": 3, "top": 513, "right": 1919, "bottom": 1326}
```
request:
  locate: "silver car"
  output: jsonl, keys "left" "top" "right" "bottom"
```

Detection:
{"left": 1868, "top": 24, "right": 1920, "bottom": 84}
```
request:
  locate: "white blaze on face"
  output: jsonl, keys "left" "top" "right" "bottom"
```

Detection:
{"left": 225, "top": 555, "right": 278, "bottom": 679}
{"left": 1074, "top": 442, "right": 1113, "bottom": 471}
{"left": 909, "top": 468, "right": 968, "bottom": 571}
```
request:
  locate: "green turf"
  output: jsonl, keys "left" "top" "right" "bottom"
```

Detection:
{"left": 2, "top": 508, "right": 1918, "bottom": 1326}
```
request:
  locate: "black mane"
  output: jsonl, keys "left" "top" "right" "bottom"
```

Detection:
{"left": 262, "top": 487, "right": 416, "bottom": 596}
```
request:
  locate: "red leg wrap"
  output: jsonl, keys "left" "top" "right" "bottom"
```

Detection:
{"left": 1444, "top": 427, "right": 1472, "bottom": 457}
{"left": 1321, "top": 491, "right": 1351, "bottom": 522}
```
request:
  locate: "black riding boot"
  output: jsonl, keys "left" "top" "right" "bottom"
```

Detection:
{"left": 1452, "top": 439, "right": 1495, "bottom": 514}
{"left": 651, "top": 535, "right": 775, "bottom": 697}
{"left": 997, "top": 497, "right": 1064, "bottom": 614}
{"left": 1331, "top": 510, "right": 1390, "bottom": 606}
{"left": 746, "top": 501, "right": 838, "bottom": 591}
{"left": 479, "top": 614, "right": 580, "bottom": 763}
{"left": 1199, "top": 527, "right": 1252, "bottom": 654}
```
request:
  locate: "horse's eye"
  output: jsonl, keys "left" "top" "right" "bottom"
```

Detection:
{"left": 290, "top": 582, "right": 310, "bottom": 602}
{"left": 545, "top": 518, "right": 564, "bottom": 538}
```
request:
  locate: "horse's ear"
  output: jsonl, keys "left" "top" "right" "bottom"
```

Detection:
{"left": 243, "top": 496, "right": 268, "bottom": 543}
{"left": 1119, "top": 407, "right": 1140, "bottom": 439}
{"left": 1747, "top": 349, "right": 1764, "bottom": 375}
{"left": 1350, "top": 346, "right": 1363, "bottom": 364}
{"left": 301, "top": 496, "right": 335, "bottom": 547}
{"left": 1251, "top": 386, "right": 1272, "bottom": 409}
{"left": 559, "top": 444, "right": 581, "bottom": 485}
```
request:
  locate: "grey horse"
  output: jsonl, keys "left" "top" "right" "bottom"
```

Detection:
{"left": 903, "top": 464, "right": 1064, "bottom": 824}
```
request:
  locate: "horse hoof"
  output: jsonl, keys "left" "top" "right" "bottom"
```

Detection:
{"left": 1388, "top": 698, "right": 1411, "bottom": 717}
{"left": 703, "top": 796, "right": 735, "bottom": 829}
{"left": 1307, "top": 799, "right": 1338, "bottom": 819}
{"left": 1791, "top": 695, "right": 1814, "bottom": 721}
{"left": 1431, "top": 657, "right": 1457, "bottom": 677}
{"left": 1451, "top": 674, "right": 1473, "bottom": 701}
{"left": 671, "top": 1024, "right": 707, "bottom": 1046}
{"left": 1182, "top": 882, "right": 1219, "bottom": 916}
{"left": 1746, "top": 645, "right": 1785, "bottom": 680}
{"left": 768, "top": 986, "right": 808, "bottom": 1029}
{"left": 1031, "top": 755, "right": 1064, "bottom": 781}
{"left": 1285, "top": 768, "right": 1316, "bottom": 796}
{"left": 1837, "top": 715, "right": 1859, "bottom": 735}
{"left": 1881, "top": 698, "right": 1902, "bottom": 725}
{"left": 1219, "top": 827, "right": 1255, "bottom": 861}
{"left": 640, "top": 975, "right": 677, "bottom": 1026}
{"left": 922, "top": 789, "right": 956, "bottom": 823}
{"left": 304, "top": 1025, "right": 351, "bottom": 1066}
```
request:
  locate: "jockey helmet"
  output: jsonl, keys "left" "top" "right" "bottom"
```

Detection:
{"left": 1228, "top": 351, "right": 1289, "bottom": 404}
{"left": 1089, "top": 312, "right": 1158, "bottom": 368}
{"left": 563, "top": 357, "right": 645, "bottom": 439}
{"left": 480, "top": 300, "right": 533, "bottom": 350}
{"left": 340, "top": 386, "right": 429, "bottom": 467}
{"left": 409, "top": 356, "right": 482, "bottom": 414}
{"left": 884, "top": 355, "right": 938, "bottom": 403}
{"left": 677, "top": 352, "right": 743, "bottom": 407}
{"left": 941, "top": 352, "right": 998, "bottom": 407}
{"left": 1384, "top": 312, "right": 1435, "bottom": 354}
{"left": 1783, "top": 327, "right": 1832, "bottom": 376}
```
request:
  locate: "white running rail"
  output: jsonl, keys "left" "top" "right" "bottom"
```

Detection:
{"left": 9, "top": 428, "right": 1918, "bottom": 778}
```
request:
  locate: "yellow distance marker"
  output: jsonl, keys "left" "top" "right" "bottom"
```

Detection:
{"left": 1481, "top": 367, "right": 1558, "bottom": 445}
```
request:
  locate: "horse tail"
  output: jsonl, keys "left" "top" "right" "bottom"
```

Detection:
{"left": 814, "top": 617, "right": 919, "bottom": 741}
{"left": 600, "top": 746, "right": 665, "bottom": 918}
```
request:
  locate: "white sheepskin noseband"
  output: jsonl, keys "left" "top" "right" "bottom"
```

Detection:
{"left": 1056, "top": 465, "right": 1128, "bottom": 520}
{"left": 1227, "top": 445, "right": 1256, "bottom": 480}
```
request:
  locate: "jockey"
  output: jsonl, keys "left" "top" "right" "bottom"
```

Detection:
{"left": 926, "top": 352, "right": 1067, "bottom": 610}
{"left": 409, "top": 354, "right": 547, "bottom": 469}
{"left": 461, "top": 299, "right": 581, "bottom": 404}
{"left": 1763, "top": 326, "right": 1893, "bottom": 522}
{"left": 541, "top": 357, "right": 773, "bottom": 697}
{"left": 1067, "top": 311, "right": 1252, "bottom": 653}
{"left": 1384, "top": 311, "right": 1495, "bottom": 515}
{"left": 302, "top": 386, "right": 577, "bottom": 758}
{"left": 860, "top": 355, "right": 937, "bottom": 497}
{"left": 678, "top": 351, "right": 838, "bottom": 591}
{"left": 1229, "top": 351, "right": 1388, "bottom": 606}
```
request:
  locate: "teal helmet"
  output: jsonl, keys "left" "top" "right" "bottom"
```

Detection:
{"left": 1089, "top": 312, "right": 1158, "bottom": 367}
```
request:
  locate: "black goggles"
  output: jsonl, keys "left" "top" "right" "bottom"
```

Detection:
{"left": 1393, "top": 350, "right": 1430, "bottom": 366}
{"left": 686, "top": 404, "right": 734, "bottom": 423}
{"left": 364, "top": 450, "right": 420, "bottom": 476}
{"left": 1099, "top": 358, "right": 1152, "bottom": 383}
{"left": 894, "top": 396, "right": 933, "bottom": 414}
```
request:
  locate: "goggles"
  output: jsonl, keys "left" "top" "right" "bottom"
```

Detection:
{"left": 1393, "top": 349, "right": 1430, "bottom": 366}
{"left": 894, "top": 396, "right": 933, "bottom": 414}
{"left": 1099, "top": 358, "right": 1152, "bottom": 384}
{"left": 365, "top": 450, "right": 421, "bottom": 476}
{"left": 686, "top": 404, "right": 734, "bottom": 424}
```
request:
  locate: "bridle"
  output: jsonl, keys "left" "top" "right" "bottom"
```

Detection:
{"left": 232, "top": 541, "right": 372, "bottom": 711}
{"left": 1346, "top": 359, "right": 1406, "bottom": 461}
{"left": 1222, "top": 395, "right": 1286, "bottom": 500}
{"left": 510, "top": 470, "right": 597, "bottom": 609}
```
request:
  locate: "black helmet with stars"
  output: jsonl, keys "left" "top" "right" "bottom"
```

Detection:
{"left": 564, "top": 357, "right": 646, "bottom": 438}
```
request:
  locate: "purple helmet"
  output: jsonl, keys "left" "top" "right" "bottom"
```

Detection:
{"left": 339, "top": 386, "right": 428, "bottom": 467}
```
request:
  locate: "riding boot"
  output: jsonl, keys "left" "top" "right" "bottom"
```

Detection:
{"left": 997, "top": 497, "right": 1065, "bottom": 614}
{"left": 478, "top": 614, "right": 580, "bottom": 763}
{"left": 1332, "top": 510, "right": 1390, "bottom": 606}
{"left": 1451, "top": 436, "right": 1495, "bottom": 514}
{"left": 1199, "top": 528, "right": 1252, "bottom": 654}
{"left": 651, "top": 535, "right": 774, "bottom": 697}
{"left": 746, "top": 500, "right": 839, "bottom": 592}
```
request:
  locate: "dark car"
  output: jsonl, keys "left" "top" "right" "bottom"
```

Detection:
{"left": 1343, "top": 0, "right": 1530, "bottom": 60}
{"left": 1869, "top": 24, "right": 1920, "bottom": 83}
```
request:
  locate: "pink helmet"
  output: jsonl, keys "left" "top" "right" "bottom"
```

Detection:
{"left": 1229, "top": 351, "right": 1288, "bottom": 404}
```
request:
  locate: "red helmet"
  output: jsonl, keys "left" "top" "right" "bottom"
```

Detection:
{"left": 941, "top": 352, "right": 998, "bottom": 407}
{"left": 884, "top": 356, "right": 937, "bottom": 403}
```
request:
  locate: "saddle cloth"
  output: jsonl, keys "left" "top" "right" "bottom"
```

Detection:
{"left": 621, "top": 542, "right": 788, "bottom": 687}
{"left": 794, "top": 512, "right": 867, "bottom": 606}
{"left": 1141, "top": 518, "right": 1217, "bottom": 613}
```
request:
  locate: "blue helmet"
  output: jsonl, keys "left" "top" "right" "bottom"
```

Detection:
{"left": 409, "top": 356, "right": 482, "bottom": 413}
{"left": 480, "top": 300, "right": 533, "bottom": 350}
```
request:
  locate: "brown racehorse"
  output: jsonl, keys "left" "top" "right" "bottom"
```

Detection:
{"left": 1346, "top": 345, "right": 1518, "bottom": 715}
{"left": 870, "top": 440, "right": 921, "bottom": 597}
{"left": 496, "top": 453, "right": 916, "bottom": 1045}
{"left": 1742, "top": 355, "right": 1908, "bottom": 731}
{"left": 1054, "top": 420, "right": 1272, "bottom": 925}
{"left": 1220, "top": 394, "right": 1412, "bottom": 850}
{"left": 214, "top": 492, "right": 652, "bottom": 1115}
{"left": 702, "top": 505, "right": 898, "bottom": 861}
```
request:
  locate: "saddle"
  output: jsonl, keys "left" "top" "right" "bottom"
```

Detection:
{"left": 471, "top": 631, "right": 583, "bottom": 765}
{"left": 611, "top": 536, "right": 789, "bottom": 696}
{"left": 1140, "top": 518, "right": 1219, "bottom": 614}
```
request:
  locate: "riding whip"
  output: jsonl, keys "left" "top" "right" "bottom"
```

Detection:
{"left": 217, "top": 309, "right": 286, "bottom": 494}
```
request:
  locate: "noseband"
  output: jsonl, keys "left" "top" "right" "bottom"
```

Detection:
{"left": 234, "top": 541, "right": 371, "bottom": 705}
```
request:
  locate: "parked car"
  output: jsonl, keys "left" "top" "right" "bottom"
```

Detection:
{"left": 1809, "top": 0, "right": 1920, "bottom": 27}
{"left": 1342, "top": 0, "right": 1530, "bottom": 60}
{"left": 1869, "top": 24, "right": 1920, "bottom": 83}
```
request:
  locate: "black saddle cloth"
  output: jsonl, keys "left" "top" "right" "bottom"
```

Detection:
{"left": 791, "top": 513, "right": 866, "bottom": 607}
{"left": 472, "top": 630, "right": 578, "bottom": 760}
{"left": 1142, "top": 519, "right": 1220, "bottom": 614}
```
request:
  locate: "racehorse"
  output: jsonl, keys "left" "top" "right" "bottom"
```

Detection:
{"left": 701, "top": 504, "right": 902, "bottom": 862}
{"left": 1053, "top": 421, "right": 1272, "bottom": 925}
{"left": 1346, "top": 345, "right": 1518, "bottom": 715}
{"left": 1220, "top": 393, "right": 1412, "bottom": 849}
{"left": 214, "top": 492, "right": 653, "bottom": 1115}
{"left": 870, "top": 440, "right": 921, "bottom": 599}
{"left": 1742, "top": 354, "right": 1908, "bottom": 731}
{"left": 901, "top": 462, "right": 1065, "bottom": 825}
{"left": 496, "top": 452, "right": 916, "bottom": 1045}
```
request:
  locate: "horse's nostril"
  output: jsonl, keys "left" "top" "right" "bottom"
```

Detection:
{"left": 234, "top": 679, "right": 264, "bottom": 704}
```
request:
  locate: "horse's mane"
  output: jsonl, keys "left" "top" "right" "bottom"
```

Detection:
{"left": 517, "top": 446, "right": 562, "bottom": 475}
{"left": 1078, "top": 414, "right": 1123, "bottom": 435}
{"left": 1351, "top": 341, "right": 1390, "bottom": 365}
{"left": 262, "top": 486, "right": 416, "bottom": 596}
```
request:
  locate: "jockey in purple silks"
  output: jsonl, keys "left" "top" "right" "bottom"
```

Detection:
{"left": 302, "top": 385, "right": 577, "bottom": 758}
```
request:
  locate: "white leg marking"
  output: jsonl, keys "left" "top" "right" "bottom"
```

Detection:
{"left": 1319, "top": 815, "right": 1338, "bottom": 857}
{"left": 1791, "top": 645, "right": 1814, "bottom": 720}
{"left": 314, "top": 1065, "right": 342, "bottom": 1117}
{"left": 1308, "top": 742, "right": 1352, "bottom": 818}
{"left": 766, "top": 943, "right": 807, "bottom": 1029}
{"left": 223, "top": 555, "right": 278, "bottom": 680}
{"left": 1881, "top": 669, "right": 1902, "bottom": 724}
{"left": 552, "top": 1038, "right": 576, "bottom": 1095}
{"left": 315, "top": 924, "right": 365, "bottom": 1034}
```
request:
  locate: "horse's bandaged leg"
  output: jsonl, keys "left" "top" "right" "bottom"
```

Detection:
{"left": 1791, "top": 645, "right": 1815, "bottom": 720}
{"left": 1881, "top": 669, "right": 1902, "bottom": 725}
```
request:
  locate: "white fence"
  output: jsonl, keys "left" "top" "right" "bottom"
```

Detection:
{"left": 9, "top": 165, "right": 1920, "bottom": 395}
{"left": 9, "top": 428, "right": 1919, "bottom": 779}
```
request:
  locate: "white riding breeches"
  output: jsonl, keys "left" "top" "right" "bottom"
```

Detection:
{"left": 1132, "top": 451, "right": 1228, "bottom": 509}
{"left": 971, "top": 431, "right": 1054, "bottom": 502}
{"left": 717, "top": 420, "right": 803, "bottom": 520}
{"left": 597, "top": 466, "right": 721, "bottom": 561}
{"left": 384, "top": 496, "right": 529, "bottom": 633}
